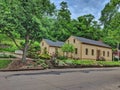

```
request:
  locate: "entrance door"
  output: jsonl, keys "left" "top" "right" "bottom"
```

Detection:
{"left": 96, "top": 50, "right": 100, "bottom": 60}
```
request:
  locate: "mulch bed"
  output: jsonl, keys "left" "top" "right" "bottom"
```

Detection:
{"left": 0, "top": 59, "right": 44, "bottom": 71}
{"left": 0, "top": 59, "right": 119, "bottom": 71}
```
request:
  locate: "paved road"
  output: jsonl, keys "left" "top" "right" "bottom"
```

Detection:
{"left": 0, "top": 68, "right": 120, "bottom": 90}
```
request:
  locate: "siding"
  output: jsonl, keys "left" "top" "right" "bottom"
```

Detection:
{"left": 65, "top": 36, "right": 112, "bottom": 61}
{"left": 40, "top": 40, "right": 63, "bottom": 56}
{"left": 40, "top": 40, "right": 49, "bottom": 54}
{"left": 81, "top": 44, "right": 112, "bottom": 61}
{"left": 66, "top": 36, "right": 81, "bottom": 59}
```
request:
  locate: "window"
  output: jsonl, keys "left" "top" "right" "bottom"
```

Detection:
{"left": 103, "top": 51, "right": 105, "bottom": 56}
{"left": 75, "top": 48, "right": 78, "bottom": 54}
{"left": 86, "top": 48, "right": 88, "bottom": 55}
{"left": 42, "top": 42, "right": 44, "bottom": 46}
{"left": 91, "top": 49, "right": 94, "bottom": 56}
{"left": 68, "top": 40, "right": 69, "bottom": 44}
{"left": 107, "top": 51, "right": 109, "bottom": 57}
{"left": 73, "top": 39, "right": 75, "bottom": 43}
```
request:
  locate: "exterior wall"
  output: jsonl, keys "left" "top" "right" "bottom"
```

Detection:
{"left": 49, "top": 47, "right": 56, "bottom": 55}
{"left": 65, "top": 36, "right": 82, "bottom": 59}
{"left": 81, "top": 44, "right": 112, "bottom": 61}
{"left": 48, "top": 47, "right": 63, "bottom": 56}
{"left": 41, "top": 37, "right": 112, "bottom": 61}
{"left": 40, "top": 40, "right": 50, "bottom": 54}
{"left": 40, "top": 40, "right": 63, "bottom": 56}
{"left": 58, "top": 48, "right": 63, "bottom": 56}
{"left": 65, "top": 36, "right": 112, "bottom": 61}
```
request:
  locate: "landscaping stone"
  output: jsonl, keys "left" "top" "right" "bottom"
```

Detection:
{"left": 15, "top": 50, "right": 23, "bottom": 55}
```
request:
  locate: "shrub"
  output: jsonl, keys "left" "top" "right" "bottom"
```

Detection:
{"left": 39, "top": 54, "right": 50, "bottom": 59}
{"left": 36, "top": 59, "right": 45, "bottom": 65}
{"left": 27, "top": 42, "right": 40, "bottom": 59}
{"left": 0, "top": 60, "right": 12, "bottom": 69}
{"left": 36, "top": 59, "right": 48, "bottom": 68}
{"left": 97, "top": 57, "right": 106, "bottom": 61}
{"left": 58, "top": 56, "right": 68, "bottom": 60}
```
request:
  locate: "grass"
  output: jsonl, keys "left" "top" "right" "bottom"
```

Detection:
{"left": 0, "top": 39, "right": 23, "bottom": 52}
{"left": 0, "top": 54, "right": 16, "bottom": 58}
{"left": 0, "top": 60, "right": 12, "bottom": 69}
{"left": 97, "top": 61, "right": 120, "bottom": 66}
{"left": 60, "top": 59, "right": 120, "bottom": 67}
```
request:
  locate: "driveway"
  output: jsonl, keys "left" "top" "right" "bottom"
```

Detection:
{"left": 0, "top": 68, "right": 120, "bottom": 90}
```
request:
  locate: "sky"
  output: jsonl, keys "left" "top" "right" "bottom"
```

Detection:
{"left": 50, "top": 0, "right": 110, "bottom": 20}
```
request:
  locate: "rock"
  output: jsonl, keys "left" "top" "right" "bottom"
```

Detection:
{"left": 15, "top": 50, "right": 23, "bottom": 55}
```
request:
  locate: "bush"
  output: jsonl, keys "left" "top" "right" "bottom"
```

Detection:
{"left": 0, "top": 60, "right": 12, "bottom": 69}
{"left": 36, "top": 59, "right": 48, "bottom": 68}
{"left": 58, "top": 56, "right": 68, "bottom": 60}
{"left": 113, "top": 57, "right": 119, "bottom": 61}
{"left": 36, "top": 59, "right": 45, "bottom": 65}
{"left": 27, "top": 42, "right": 40, "bottom": 59}
{"left": 39, "top": 54, "right": 50, "bottom": 59}
{"left": 97, "top": 57, "right": 106, "bottom": 61}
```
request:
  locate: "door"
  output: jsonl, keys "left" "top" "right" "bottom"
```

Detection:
{"left": 96, "top": 50, "right": 100, "bottom": 60}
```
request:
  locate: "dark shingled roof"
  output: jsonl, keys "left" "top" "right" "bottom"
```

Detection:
{"left": 74, "top": 36, "right": 111, "bottom": 48}
{"left": 43, "top": 39, "right": 64, "bottom": 47}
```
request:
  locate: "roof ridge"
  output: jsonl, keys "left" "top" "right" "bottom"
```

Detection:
{"left": 73, "top": 36, "right": 101, "bottom": 42}
{"left": 72, "top": 36, "right": 111, "bottom": 48}
{"left": 43, "top": 39, "right": 64, "bottom": 47}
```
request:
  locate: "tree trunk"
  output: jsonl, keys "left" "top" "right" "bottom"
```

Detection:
{"left": 22, "top": 34, "right": 29, "bottom": 62}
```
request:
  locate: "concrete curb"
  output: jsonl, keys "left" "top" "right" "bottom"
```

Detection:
{"left": 1, "top": 66, "right": 119, "bottom": 72}
{"left": 0, "top": 68, "right": 45, "bottom": 72}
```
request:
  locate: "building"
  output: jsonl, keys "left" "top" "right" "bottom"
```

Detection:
{"left": 66, "top": 36, "right": 112, "bottom": 61}
{"left": 113, "top": 50, "right": 120, "bottom": 59}
{"left": 40, "top": 39, "right": 64, "bottom": 56}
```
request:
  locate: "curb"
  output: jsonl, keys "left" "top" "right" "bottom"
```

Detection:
{"left": 0, "top": 68, "right": 45, "bottom": 72}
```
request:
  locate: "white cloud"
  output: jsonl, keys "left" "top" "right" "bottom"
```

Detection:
{"left": 50, "top": 0, "right": 110, "bottom": 20}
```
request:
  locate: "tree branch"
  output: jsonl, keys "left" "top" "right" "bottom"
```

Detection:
{"left": 5, "top": 31, "right": 22, "bottom": 50}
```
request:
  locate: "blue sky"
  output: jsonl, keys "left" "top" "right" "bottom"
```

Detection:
{"left": 51, "top": 0, "right": 110, "bottom": 20}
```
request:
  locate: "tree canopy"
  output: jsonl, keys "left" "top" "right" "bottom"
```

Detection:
{"left": 0, "top": 0, "right": 119, "bottom": 61}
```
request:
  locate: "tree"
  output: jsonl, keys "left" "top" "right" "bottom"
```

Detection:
{"left": 100, "top": 0, "right": 120, "bottom": 48}
{"left": 100, "top": 0, "right": 120, "bottom": 29}
{"left": 62, "top": 43, "right": 75, "bottom": 57}
{"left": 0, "top": 0, "right": 55, "bottom": 62}
{"left": 52, "top": 1, "right": 71, "bottom": 41}
{"left": 74, "top": 14, "right": 103, "bottom": 40}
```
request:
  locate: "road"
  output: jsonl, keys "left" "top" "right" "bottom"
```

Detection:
{"left": 0, "top": 68, "right": 120, "bottom": 90}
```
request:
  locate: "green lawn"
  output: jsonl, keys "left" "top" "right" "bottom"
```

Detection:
{"left": 60, "top": 59, "right": 120, "bottom": 67}
{"left": 0, "top": 60, "right": 12, "bottom": 69}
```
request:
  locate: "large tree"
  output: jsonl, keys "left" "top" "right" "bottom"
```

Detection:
{"left": 73, "top": 14, "right": 103, "bottom": 40}
{"left": 100, "top": 0, "right": 120, "bottom": 28}
{"left": 0, "top": 0, "right": 55, "bottom": 62}
{"left": 52, "top": 1, "right": 71, "bottom": 41}
{"left": 100, "top": 0, "right": 120, "bottom": 48}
